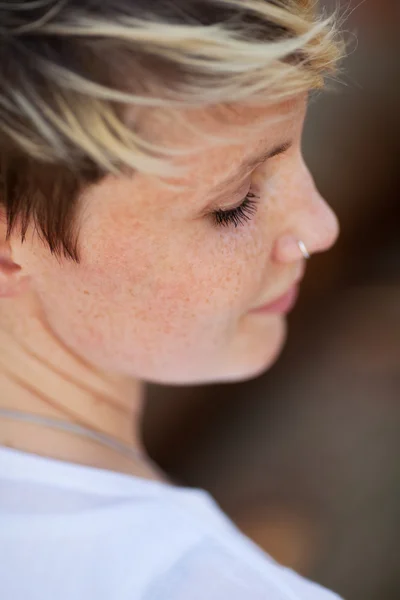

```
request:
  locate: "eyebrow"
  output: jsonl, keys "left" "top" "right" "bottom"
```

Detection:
{"left": 210, "top": 140, "right": 293, "bottom": 195}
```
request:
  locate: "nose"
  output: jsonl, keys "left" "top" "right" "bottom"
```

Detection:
{"left": 272, "top": 160, "right": 340, "bottom": 263}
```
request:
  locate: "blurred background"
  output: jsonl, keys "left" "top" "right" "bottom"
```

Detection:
{"left": 144, "top": 2, "right": 400, "bottom": 599}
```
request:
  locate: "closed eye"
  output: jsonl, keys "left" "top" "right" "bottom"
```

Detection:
{"left": 213, "top": 192, "right": 259, "bottom": 228}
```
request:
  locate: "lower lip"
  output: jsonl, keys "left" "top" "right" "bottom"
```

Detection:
{"left": 252, "top": 285, "right": 300, "bottom": 315}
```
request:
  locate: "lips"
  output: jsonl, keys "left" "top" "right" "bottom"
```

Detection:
{"left": 251, "top": 264, "right": 306, "bottom": 315}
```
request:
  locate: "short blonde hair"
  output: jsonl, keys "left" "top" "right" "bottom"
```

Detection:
{"left": 0, "top": 0, "right": 343, "bottom": 259}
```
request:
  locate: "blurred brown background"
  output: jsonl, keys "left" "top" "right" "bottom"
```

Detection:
{"left": 144, "top": 2, "right": 400, "bottom": 599}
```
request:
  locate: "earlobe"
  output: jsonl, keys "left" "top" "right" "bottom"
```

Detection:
{"left": 0, "top": 242, "right": 29, "bottom": 298}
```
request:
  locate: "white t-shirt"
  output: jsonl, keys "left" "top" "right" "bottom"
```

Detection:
{"left": 0, "top": 447, "right": 343, "bottom": 600}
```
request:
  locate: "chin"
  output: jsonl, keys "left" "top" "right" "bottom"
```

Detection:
{"left": 216, "top": 316, "right": 288, "bottom": 384}
{"left": 142, "top": 318, "right": 288, "bottom": 387}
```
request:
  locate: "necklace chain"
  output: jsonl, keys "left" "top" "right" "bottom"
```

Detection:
{"left": 0, "top": 408, "right": 149, "bottom": 466}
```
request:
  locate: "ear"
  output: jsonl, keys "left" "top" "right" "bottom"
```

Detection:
{"left": 0, "top": 225, "right": 30, "bottom": 298}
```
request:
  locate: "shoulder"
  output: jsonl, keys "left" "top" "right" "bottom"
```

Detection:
{"left": 97, "top": 489, "right": 344, "bottom": 600}
{"left": 141, "top": 535, "right": 344, "bottom": 600}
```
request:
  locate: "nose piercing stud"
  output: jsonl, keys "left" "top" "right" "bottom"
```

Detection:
{"left": 298, "top": 240, "right": 310, "bottom": 259}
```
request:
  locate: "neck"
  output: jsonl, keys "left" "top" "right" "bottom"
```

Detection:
{"left": 0, "top": 292, "right": 164, "bottom": 482}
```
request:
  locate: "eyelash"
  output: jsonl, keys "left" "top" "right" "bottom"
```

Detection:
{"left": 213, "top": 192, "right": 259, "bottom": 228}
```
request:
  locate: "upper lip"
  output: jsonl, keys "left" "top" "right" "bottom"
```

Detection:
{"left": 252, "top": 263, "right": 306, "bottom": 311}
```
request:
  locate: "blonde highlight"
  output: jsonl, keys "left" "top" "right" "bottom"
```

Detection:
{"left": 0, "top": 0, "right": 344, "bottom": 259}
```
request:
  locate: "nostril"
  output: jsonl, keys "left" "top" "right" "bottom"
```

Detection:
{"left": 273, "top": 235, "right": 309, "bottom": 263}
{"left": 273, "top": 214, "right": 340, "bottom": 263}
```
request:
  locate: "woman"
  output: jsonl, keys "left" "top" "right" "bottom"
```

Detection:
{"left": 0, "top": 1, "right": 343, "bottom": 598}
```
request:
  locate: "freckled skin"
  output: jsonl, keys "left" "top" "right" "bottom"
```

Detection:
{"left": 15, "top": 97, "right": 339, "bottom": 385}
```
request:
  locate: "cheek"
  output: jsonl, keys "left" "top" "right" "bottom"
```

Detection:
{"left": 161, "top": 225, "right": 266, "bottom": 314}
{"left": 30, "top": 192, "right": 269, "bottom": 378}
{"left": 75, "top": 174, "right": 268, "bottom": 324}
{"left": 76, "top": 232, "right": 262, "bottom": 356}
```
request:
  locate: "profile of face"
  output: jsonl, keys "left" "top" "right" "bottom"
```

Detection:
{"left": 11, "top": 96, "right": 339, "bottom": 385}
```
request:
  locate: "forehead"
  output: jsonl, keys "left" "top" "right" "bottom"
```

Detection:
{"left": 138, "top": 96, "right": 306, "bottom": 190}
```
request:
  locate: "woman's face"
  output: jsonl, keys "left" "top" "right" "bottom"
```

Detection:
{"left": 16, "top": 96, "right": 339, "bottom": 384}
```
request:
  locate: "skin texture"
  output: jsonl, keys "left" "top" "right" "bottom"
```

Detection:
{"left": 0, "top": 96, "right": 339, "bottom": 477}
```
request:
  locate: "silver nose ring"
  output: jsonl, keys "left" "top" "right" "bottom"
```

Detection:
{"left": 298, "top": 240, "right": 310, "bottom": 260}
